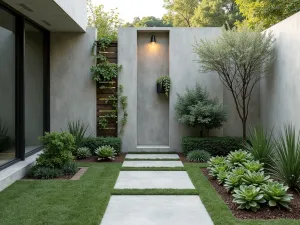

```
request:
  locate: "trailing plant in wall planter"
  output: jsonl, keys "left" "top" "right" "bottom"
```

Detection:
{"left": 90, "top": 37, "right": 128, "bottom": 134}
{"left": 156, "top": 76, "right": 171, "bottom": 97}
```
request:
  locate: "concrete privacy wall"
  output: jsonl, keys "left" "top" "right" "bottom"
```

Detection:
{"left": 50, "top": 28, "right": 97, "bottom": 135}
{"left": 118, "top": 27, "right": 260, "bottom": 152}
{"left": 260, "top": 12, "right": 300, "bottom": 132}
{"left": 137, "top": 32, "right": 170, "bottom": 146}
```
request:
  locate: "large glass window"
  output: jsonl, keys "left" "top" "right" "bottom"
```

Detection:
{"left": 24, "top": 22, "right": 44, "bottom": 153}
{"left": 0, "top": 8, "right": 16, "bottom": 166}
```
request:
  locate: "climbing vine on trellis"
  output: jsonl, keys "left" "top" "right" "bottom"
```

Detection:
{"left": 91, "top": 37, "right": 128, "bottom": 135}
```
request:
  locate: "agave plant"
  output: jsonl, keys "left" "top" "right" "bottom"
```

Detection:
{"left": 95, "top": 145, "right": 116, "bottom": 161}
{"left": 243, "top": 160, "right": 264, "bottom": 172}
{"left": 208, "top": 164, "right": 230, "bottom": 178}
{"left": 224, "top": 172, "right": 243, "bottom": 192}
{"left": 244, "top": 125, "right": 274, "bottom": 170}
{"left": 233, "top": 185, "right": 266, "bottom": 212}
{"left": 261, "top": 181, "right": 293, "bottom": 208}
{"left": 231, "top": 167, "right": 246, "bottom": 177}
{"left": 217, "top": 171, "right": 228, "bottom": 185}
{"left": 208, "top": 156, "right": 226, "bottom": 167}
{"left": 242, "top": 171, "right": 270, "bottom": 186}
{"left": 270, "top": 124, "right": 300, "bottom": 190}
{"left": 226, "top": 149, "right": 253, "bottom": 166}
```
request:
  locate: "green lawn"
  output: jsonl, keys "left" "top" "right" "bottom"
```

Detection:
{"left": 0, "top": 163, "right": 121, "bottom": 225}
{"left": 185, "top": 163, "right": 300, "bottom": 225}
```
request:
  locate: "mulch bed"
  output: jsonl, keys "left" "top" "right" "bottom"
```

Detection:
{"left": 201, "top": 168, "right": 300, "bottom": 220}
{"left": 178, "top": 153, "right": 188, "bottom": 162}
{"left": 76, "top": 153, "right": 126, "bottom": 163}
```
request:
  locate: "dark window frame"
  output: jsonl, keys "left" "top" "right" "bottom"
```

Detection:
{"left": 0, "top": 1, "right": 50, "bottom": 170}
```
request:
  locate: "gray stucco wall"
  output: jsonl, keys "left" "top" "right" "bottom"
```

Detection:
{"left": 260, "top": 12, "right": 300, "bottom": 132}
{"left": 137, "top": 32, "right": 170, "bottom": 146}
{"left": 50, "top": 28, "right": 97, "bottom": 135}
{"left": 118, "top": 27, "right": 260, "bottom": 152}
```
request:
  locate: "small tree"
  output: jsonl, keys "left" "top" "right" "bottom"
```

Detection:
{"left": 175, "top": 84, "right": 227, "bottom": 136}
{"left": 194, "top": 27, "right": 274, "bottom": 139}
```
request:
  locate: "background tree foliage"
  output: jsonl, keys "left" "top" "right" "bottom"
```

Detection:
{"left": 87, "top": 0, "right": 123, "bottom": 40}
{"left": 235, "top": 0, "right": 300, "bottom": 29}
{"left": 125, "top": 16, "right": 172, "bottom": 27}
{"left": 163, "top": 0, "right": 199, "bottom": 27}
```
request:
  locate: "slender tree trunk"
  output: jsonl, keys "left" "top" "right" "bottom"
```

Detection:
{"left": 242, "top": 119, "right": 247, "bottom": 140}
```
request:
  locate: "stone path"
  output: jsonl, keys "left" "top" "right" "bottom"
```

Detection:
{"left": 100, "top": 154, "right": 214, "bottom": 225}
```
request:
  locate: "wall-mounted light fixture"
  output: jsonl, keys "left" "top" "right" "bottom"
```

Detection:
{"left": 150, "top": 35, "right": 156, "bottom": 45}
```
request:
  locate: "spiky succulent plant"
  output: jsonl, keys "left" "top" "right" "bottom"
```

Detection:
{"left": 76, "top": 147, "right": 91, "bottom": 159}
{"left": 208, "top": 164, "right": 230, "bottom": 178}
{"left": 224, "top": 172, "right": 243, "bottom": 192}
{"left": 95, "top": 145, "right": 116, "bottom": 161}
{"left": 217, "top": 171, "right": 228, "bottom": 185}
{"left": 241, "top": 171, "right": 270, "bottom": 186}
{"left": 261, "top": 181, "right": 293, "bottom": 209}
{"left": 243, "top": 160, "right": 264, "bottom": 172}
{"left": 208, "top": 156, "right": 226, "bottom": 167}
{"left": 233, "top": 185, "right": 266, "bottom": 212}
{"left": 226, "top": 149, "right": 253, "bottom": 166}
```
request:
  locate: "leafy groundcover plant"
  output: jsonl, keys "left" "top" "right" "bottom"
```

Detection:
{"left": 95, "top": 145, "right": 116, "bottom": 161}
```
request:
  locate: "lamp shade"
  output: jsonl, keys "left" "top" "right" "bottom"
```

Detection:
{"left": 150, "top": 35, "right": 156, "bottom": 44}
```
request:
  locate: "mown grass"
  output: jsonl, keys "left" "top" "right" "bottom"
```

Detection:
{"left": 185, "top": 163, "right": 300, "bottom": 225}
{"left": 0, "top": 163, "right": 121, "bottom": 225}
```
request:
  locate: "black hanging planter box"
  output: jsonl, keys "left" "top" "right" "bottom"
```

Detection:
{"left": 157, "top": 83, "right": 165, "bottom": 94}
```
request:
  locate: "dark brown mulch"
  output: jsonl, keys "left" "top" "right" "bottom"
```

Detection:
{"left": 178, "top": 153, "right": 189, "bottom": 162}
{"left": 76, "top": 153, "right": 126, "bottom": 163}
{"left": 201, "top": 168, "right": 300, "bottom": 220}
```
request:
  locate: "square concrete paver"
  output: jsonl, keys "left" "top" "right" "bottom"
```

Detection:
{"left": 122, "top": 161, "right": 184, "bottom": 167}
{"left": 114, "top": 171, "right": 195, "bottom": 189}
{"left": 100, "top": 195, "right": 214, "bottom": 225}
{"left": 125, "top": 154, "right": 180, "bottom": 160}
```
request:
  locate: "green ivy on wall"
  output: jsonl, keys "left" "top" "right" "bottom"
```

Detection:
{"left": 91, "top": 37, "right": 128, "bottom": 135}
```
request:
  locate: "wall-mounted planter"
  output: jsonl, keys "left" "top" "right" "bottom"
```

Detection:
{"left": 157, "top": 83, "right": 165, "bottom": 94}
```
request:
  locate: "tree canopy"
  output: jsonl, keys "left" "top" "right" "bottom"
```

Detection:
{"left": 235, "top": 0, "right": 300, "bottom": 29}
{"left": 125, "top": 16, "right": 172, "bottom": 27}
{"left": 87, "top": 0, "right": 123, "bottom": 40}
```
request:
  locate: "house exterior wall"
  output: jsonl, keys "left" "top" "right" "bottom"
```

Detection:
{"left": 118, "top": 27, "right": 261, "bottom": 152}
{"left": 54, "top": 0, "right": 87, "bottom": 31}
{"left": 260, "top": 12, "right": 300, "bottom": 132}
{"left": 50, "top": 28, "right": 97, "bottom": 135}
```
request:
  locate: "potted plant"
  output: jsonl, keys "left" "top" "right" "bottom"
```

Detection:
{"left": 156, "top": 76, "right": 171, "bottom": 97}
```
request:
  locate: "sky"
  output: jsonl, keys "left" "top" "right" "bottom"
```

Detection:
{"left": 92, "top": 0, "right": 166, "bottom": 23}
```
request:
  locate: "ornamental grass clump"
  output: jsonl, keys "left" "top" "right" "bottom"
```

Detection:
{"left": 261, "top": 181, "right": 293, "bottom": 209}
{"left": 95, "top": 145, "right": 116, "bottom": 161}
{"left": 187, "top": 150, "right": 211, "bottom": 162}
{"left": 233, "top": 185, "right": 266, "bottom": 212}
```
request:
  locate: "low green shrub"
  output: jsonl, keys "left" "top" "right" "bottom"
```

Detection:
{"left": 261, "top": 181, "right": 293, "bottom": 208}
{"left": 95, "top": 145, "right": 116, "bottom": 161}
{"left": 37, "top": 132, "right": 75, "bottom": 168}
{"left": 77, "top": 147, "right": 91, "bottom": 159}
{"left": 82, "top": 137, "right": 122, "bottom": 155}
{"left": 28, "top": 166, "right": 63, "bottom": 179}
{"left": 182, "top": 136, "right": 244, "bottom": 156}
{"left": 233, "top": 185, "right": 266, "bottom": 212}
{"left": 187, "top": 150, "right": 211, "bottom": 162}
{"left": 62, "top": 162, "right": 78, "bottom": 175}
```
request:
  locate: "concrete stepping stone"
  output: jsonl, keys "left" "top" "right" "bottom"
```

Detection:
{"left": 122, "top": 160, "right": 184, "bottom": 167}
{"left": 114, "top": 171, "right": 195, "bottom": 189}
{"left": 100, "top": 195, "right": 214, "bottom": 225}
{"left": 125, "top": 154, "right": 179, "bottom": 160}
